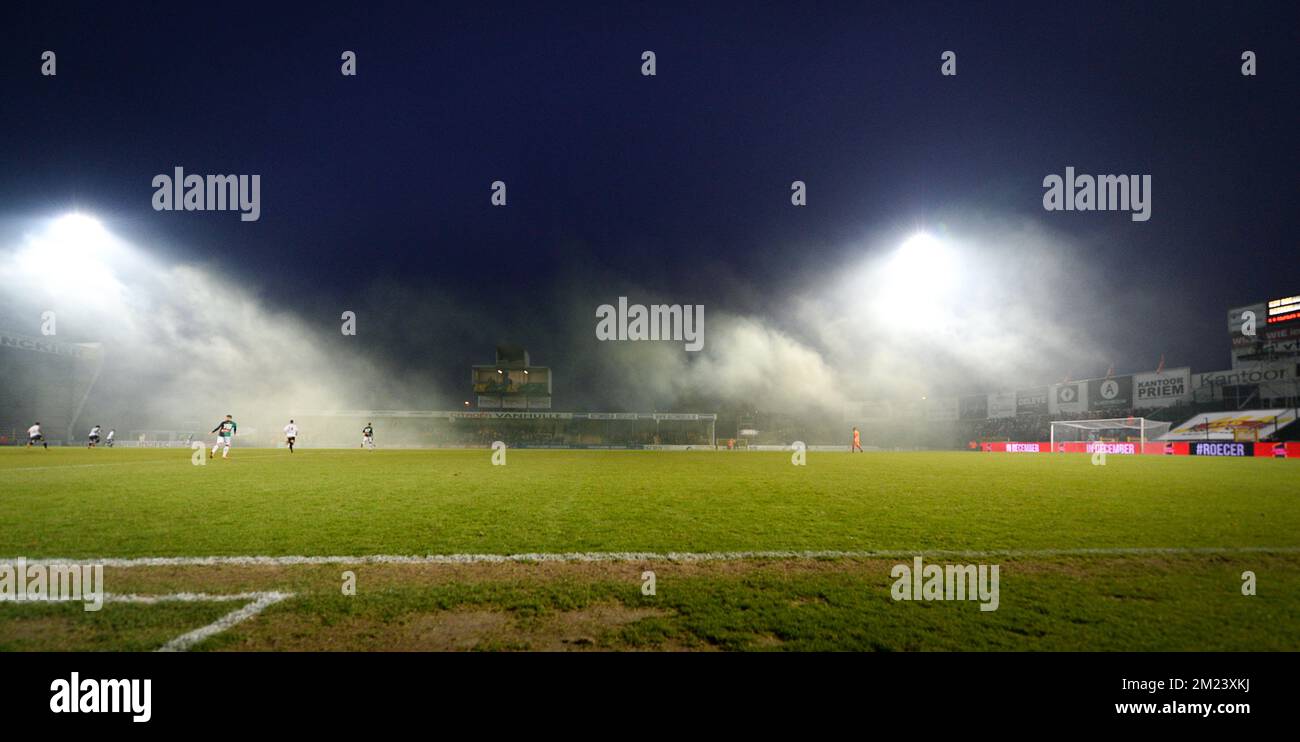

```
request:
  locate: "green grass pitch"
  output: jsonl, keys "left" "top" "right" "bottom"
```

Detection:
{"left": 1, "top": 447, "right": 1297, "bottom": 651}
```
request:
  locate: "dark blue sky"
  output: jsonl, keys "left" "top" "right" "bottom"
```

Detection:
{"left": 2, "top": 1, "right": 1296, "bottom": 408}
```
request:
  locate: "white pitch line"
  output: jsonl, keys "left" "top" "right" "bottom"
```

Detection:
{"left": 105, "top": 591, "right": 293, "bottom": 652}
{"left": 16, "top": 546, "right": 1300, "bottom": 568}
{"left": 1, "top": 450, "right": 370, "bottom": 473}
{"left": 2, "top": 460, "right": 180, "bottom": 473}
{"left": 155, "top": 592, "right": 292, "bottom": 652}
{"left": 104, "top": 591, "right": 288, "bottom": 604}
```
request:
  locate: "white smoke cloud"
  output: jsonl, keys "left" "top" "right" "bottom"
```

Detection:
{"left": 578, "top": 216, "right": 1107, "bottom": 414}
{"left": 0, "top": 216, "right": 394, "bottom": 438}
{"left": 1, "top": 213, "right": 1111, "bottom": 436}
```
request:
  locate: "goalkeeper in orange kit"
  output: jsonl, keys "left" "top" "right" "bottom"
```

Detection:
{"left": 851, "top": 427, "right": 863, "bottom": 452}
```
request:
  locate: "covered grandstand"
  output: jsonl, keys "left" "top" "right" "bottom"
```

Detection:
{"left": 0, "top": 330, "right": 103, "bottom": 445}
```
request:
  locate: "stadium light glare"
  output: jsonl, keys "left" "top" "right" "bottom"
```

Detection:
{"left": 15, "top": 213, "right": 122, "bottom": 296}
{"left": 889, "top": 233, "right": 954, "bottom": 289}
{"left": 871, "top": 232, "right": 959, "bottom": 324}
{"left": 50, "top": 213, "right": 109, "bottom": 246}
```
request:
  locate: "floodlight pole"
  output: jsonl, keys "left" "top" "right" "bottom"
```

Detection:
{"left": 66, "top": 343, "right": 105, "bottom": 444}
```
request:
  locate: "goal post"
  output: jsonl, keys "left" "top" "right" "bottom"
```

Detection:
{"left": 1049, "top": 417, "right": 1172, "bottom": 449}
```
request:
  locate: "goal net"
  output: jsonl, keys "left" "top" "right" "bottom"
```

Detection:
{"left": 1049, "top": 417, "right": 1171, "bottom": 447}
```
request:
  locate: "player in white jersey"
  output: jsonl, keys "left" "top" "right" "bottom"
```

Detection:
{"left": 27, "top": 422, "right": 47, "bottom": 449}
{"left": 88, "top": 425, "right": 102, "bottom": 447}
{"left": 284, "top": 420, "right": 299, "bottom": 453}
{"left": 105, "top": 429, "right": 115, "bottom": 447}
{"left": 362, "top": 423, "right": 375, "bottom": 449}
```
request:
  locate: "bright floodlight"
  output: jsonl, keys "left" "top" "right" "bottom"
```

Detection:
{"left": 15, "top": 213, "right": 121, "bottom": 295}
{"left": 888, "top": 233, "right": 954, "bottom": 289}
{"left": 857, "top": 230, "right": 961, "bottom": 327}
{"left": 871, "top": 232, "right": 959, "bottom": 324}
{"left": 49, "top": 213, "right": 109, "bottom": 246}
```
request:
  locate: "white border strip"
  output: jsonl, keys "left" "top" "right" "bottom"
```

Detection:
{"left": 104, "top": 592, "right": 293, "bottom": 652}
{"left": 105, "top": 591, "right": 289, "bottom": 604}
{"left": 4, "top": 460, "right": 179, "bottom": 473}
{"left": 17, "top": 546, "right": 1300, "bottom": 568}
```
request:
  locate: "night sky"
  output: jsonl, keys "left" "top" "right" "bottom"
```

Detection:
{"left": 2, "top": 2, "right": 1296, "bottom": 412}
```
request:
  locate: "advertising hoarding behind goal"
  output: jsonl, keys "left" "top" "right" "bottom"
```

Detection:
{"left": 1160, "top": 409, "right": 1298, "bottom": 441}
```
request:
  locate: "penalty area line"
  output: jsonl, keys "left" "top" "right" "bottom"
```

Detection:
{"left": 105, "top": 591, "right": 294, "bottom": 652}
{"left": 17, "top": 546, "right": 1300, "bottom": 568}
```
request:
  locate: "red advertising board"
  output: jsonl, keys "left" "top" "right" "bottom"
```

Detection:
{"left": 982, "top": 440, "right": 1299, "bottom": 458}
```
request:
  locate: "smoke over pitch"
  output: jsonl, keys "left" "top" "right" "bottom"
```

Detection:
{"left": 1, "top": 214, "right": 1110, "bottom": 435}
{"left": 577, "top": 218, "right": 1108, "bottom": 413}
{"left": 0, "top": 215, "right": 406, "bottom": 439}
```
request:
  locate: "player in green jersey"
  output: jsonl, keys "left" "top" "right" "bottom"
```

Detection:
{"left": 210, "top": 414, "right": 237, "bottom": 459}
